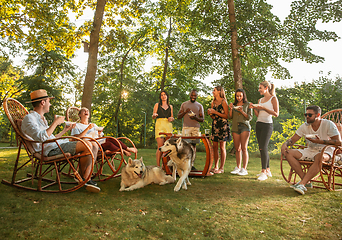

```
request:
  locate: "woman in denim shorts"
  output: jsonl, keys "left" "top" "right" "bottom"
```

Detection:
{"left": 228, "top": 89, "right": 253, "bottom": 176}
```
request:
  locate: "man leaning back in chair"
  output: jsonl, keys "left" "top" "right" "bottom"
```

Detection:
{"left": 21, "top": 89, "right": 100, "bottom": 193}
{"left": 281, "top": 105, "right": 341, "bottom": 195}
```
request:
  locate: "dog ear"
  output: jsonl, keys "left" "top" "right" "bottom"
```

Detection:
{"left": 128, "top": 158, "right": 133, "bottom": 165}
{"left": 139, "top": 157, "right": 143, "bottom": 163}
{"left": 176, "top": 137, "right": 182, "bottom": 144}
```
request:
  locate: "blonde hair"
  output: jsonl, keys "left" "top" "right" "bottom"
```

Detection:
{"left": 260, "top": 81, "right": 276, "bottom": 96}
{"left": 214, "top": 86, "right": 227, "bottom": 101}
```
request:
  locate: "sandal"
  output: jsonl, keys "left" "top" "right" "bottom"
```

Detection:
{"left": 210, "top": 168, "right": 218, "bottom": 173}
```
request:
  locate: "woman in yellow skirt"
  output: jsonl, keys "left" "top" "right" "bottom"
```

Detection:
{"left": 152, "top": 90, "right": 174, "bottom": 166}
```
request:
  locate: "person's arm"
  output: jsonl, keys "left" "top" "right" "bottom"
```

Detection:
{"left": 228, "top": 103, "right": 233, "bottom": 119}
{"left": 152, "top": 103, "right": 158, "bottom": 119}
{"left": 55, "top": 123, "right": 76, "bottom": 138}
{"left": 251, "top": 100, "right": 260, "bottom": 117}
{"left": 70, "top": 123, "right": 95, "bottom": 138}
{"left": 46, "top": 115, "right": 64, "bottom": 137}
{"left": 177, "top": 104, "right": 189, "bottom": 119}
{"left": 307, "top": 135, "right": 341, "bottom": 146}
{"left": 168, "top": 105, "right": 174, "bottom": 122}
{"left": 281, "top": 134, "right": 301, "bottom": 154}
{"left": 208, "top": 101, "right": 215, "bottom": 119}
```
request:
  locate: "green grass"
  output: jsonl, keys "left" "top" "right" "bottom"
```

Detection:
{"left": 0, "top": 148, "right": 341, "bottom": 239}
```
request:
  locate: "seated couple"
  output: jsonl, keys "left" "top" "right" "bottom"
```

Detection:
{"left": 71, "top": 107, "right": 138, "bottom": 157}
{"left": 21, "top": 89, "right": 100, "bottom": 193}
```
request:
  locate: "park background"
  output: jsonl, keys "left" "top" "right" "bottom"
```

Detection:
{"left": 1, "top": 1, "right": 342, "bottom": 239}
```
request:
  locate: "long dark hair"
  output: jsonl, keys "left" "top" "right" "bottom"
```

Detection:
{"left": 159, "top": 90, "right": 170, "bottom": 106}
{"left": 233, "top": 88, "right": 247, "bottom": 105}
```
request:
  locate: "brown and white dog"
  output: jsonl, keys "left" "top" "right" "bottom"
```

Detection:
{"left": 119, "top": 157, "right": 174, "bottom": 191}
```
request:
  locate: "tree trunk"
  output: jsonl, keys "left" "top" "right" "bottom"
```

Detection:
{"left": 81, "top": 0, "right": 107, "bottom": 113}
{"left": 160, "top": 17, "right": 172, "bottom": 91}
{"left": 227, "top": 0, "right": 242, "bottom": 90}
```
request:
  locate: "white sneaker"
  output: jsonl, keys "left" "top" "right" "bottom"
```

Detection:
{"left": 230, "top": 167, "right": 241, "bottom": 174}
{"left": 237, "top": 168, "right": 248, "bottom": 176}
{"left": 267, "top": 171, "right": 272, "bottom": 177}
{"left": 257, "top": 172, "right": 268, "bottom": 181}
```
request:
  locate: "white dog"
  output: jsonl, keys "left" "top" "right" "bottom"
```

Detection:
{"left": 119, "top": 157, "right": 174, "bottom": 191}
{"left": 159, "top": 137, "right": 195, "bottom": 191}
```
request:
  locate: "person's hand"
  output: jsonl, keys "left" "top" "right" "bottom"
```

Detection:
{"left": 65, "top": 123, "right": 76, "bottom": 131}
{"left": 54, "top": 115, "right": 65, "bottom": 125}
{"left": 249, "top": 102, "right": 254, "bottom": 108}
{"left": 168, "top": 117, "right": 174, "bottom": 122}
{"left": 189, "top": 115, "right": 196, "bottom": 120}
{"left": 87, "top": 123, "right": 95, "bottom": 130}
{"left": 207, "top": 108, "right": 215, "bottom": 115}
{"left": 229, "top": 103, "right": 233, "bottom": 109}
{"left": 306, "top": 135, "right": 320, "bottom": 143}
{"left": 185, "top": 108, "right": 191, "bottom": 113}
{"left": 152, "top": 113, "right": 158, "bottom": 118}
{"left": 236, "top": 106, "right": 242, "bottom": 112}
{"left": 281, "top": 143, "right": 289, "bottom": 155}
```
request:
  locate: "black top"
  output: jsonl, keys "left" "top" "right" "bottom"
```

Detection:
{"left": 156, "top": 103, "right": 171, "bottom": 118}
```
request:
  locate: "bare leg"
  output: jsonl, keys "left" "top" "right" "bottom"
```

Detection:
{"left": 232, "top": 132, "right": 242, "bottom": 169}
{"left": 156, "top": 137, "right": 165, "bottom": 166}
{"left": 283, "top": 149, "right": 305, "bottom": 179}
{"left": 75, "top": 141, "right": 97, "bottom": 180}
{"left": 240, "top": 131, "right": 250, "bottom": 169}
{"left": 218, "top": 141, "right": 226, "bottom": 171}
{"left": 212, "top": 141, "right": 219, "bottom": 170}
{"left": 301, "top": 153, "right": 330, "bottom": 185}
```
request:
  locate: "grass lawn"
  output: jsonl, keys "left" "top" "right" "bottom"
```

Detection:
{"left": 0, "top": 147, "right": 341, "bottom": 239}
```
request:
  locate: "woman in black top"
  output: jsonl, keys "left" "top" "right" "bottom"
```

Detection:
{"left": 152, "top": 90, "right": 174, "bottom": 166}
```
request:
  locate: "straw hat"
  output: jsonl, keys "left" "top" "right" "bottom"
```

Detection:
{"left": 26, "top": 89, "right": 54, "bottom": 103}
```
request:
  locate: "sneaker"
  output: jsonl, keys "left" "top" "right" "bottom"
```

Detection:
{"left": 237, "top": 168, "right": 248, "bottom": 176}
{"left": 85, "top": 180, "right": 101, "bottom": 193}
{"left": 74, "top": 177, "right": 98, "bottom": 186}
{"left": 266, "top": 171, "right": 272, "bottom": 177}
{"left": 293, "top": 184, "right": 307, "bottom": 195}
{"left": 290, "top": 181, "right": 312, "bottom": 189}
{"left": 257, "top": 172, "right": 268, "bottom": 181}
{"left": 230, "top": 167, "right": 241, "bottom": 174}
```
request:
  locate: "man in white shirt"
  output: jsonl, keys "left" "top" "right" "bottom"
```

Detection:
{"left": 21, "top": 89, "right": 100, "bottom": 193}
{"left": 281, "top": 105, "right": 341, "bottom": 195}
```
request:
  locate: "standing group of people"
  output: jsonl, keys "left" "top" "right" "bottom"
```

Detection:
{"left": 153, "top": 81, "right": 279, "bottom": 181}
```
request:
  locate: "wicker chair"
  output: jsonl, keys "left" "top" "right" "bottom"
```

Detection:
{"left": 2, "top": 98, "right": 95, "bottom": 193}
{"left": 280, "top": 109, "right": 342, "bottom": 191}
{"left": 65, "top": 106, "right": 137, "bottom": 181}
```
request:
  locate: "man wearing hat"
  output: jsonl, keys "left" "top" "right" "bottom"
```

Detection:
{"left": 21, "top": 89, "right": 100, "bottom": 193}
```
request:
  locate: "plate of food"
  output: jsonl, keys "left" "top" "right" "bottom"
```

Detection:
{"left": 95, "top": 126, "right": 104, "bottom": 131}
{"left": 188, "top": 110, "right": 195, "bottom": 117}
{"left": 233, "top": 106, "right": 241, "bottom": 110}
{"left": 305, "top": 134, "right": 316, "bottom": 138}
{"left": 64, "top": 121, "right": 76, "bottom": 126}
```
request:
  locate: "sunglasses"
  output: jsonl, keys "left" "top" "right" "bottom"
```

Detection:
{"left": 304, "top": 113, "right": 314, "bottom": 117}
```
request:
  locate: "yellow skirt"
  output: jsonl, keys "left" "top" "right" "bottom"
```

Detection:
{"left": 155, "top": 118, "right": 173, "bottom": 139}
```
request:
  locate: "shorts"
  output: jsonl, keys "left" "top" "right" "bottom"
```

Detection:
{"left": 232, "top": 123, "right": 250, "bottom": 134}
{"left": 48, "top": 141, "right": 77, "bottom": 157}
{"left": 297, "top": 148, "right": 332, "bottom": 161}
{"left": 182, "top": 127, "right": 200, "bottom": 144}
{"left": 155, "top": 118, "right": 173, "bottom": 139}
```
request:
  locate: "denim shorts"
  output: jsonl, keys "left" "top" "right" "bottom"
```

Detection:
{"left": 232, "top": 123, "right": 250, "bottom": 134}
{"left": 48, "top": 141, "right": 77, "bottom": 156}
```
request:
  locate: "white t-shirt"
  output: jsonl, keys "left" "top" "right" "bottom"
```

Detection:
{"left": 71, "top": 123, "right": 103, "bottom": 138}
{"left": 296, "top": 119, "right": 340, "bottom": 154}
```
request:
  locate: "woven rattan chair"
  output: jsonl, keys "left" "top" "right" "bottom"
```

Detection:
{"left": 280, "top": 109, "right": 342, "bottom": 191}
{"left": 2, "top": 98, "right": 96, "bottom": 193}
{"left": 66, "top": 106, "right": 137, "bottom": 181}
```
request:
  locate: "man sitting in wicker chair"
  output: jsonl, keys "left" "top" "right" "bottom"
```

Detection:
{"left": 281, "top": 105, "right": 341, "bottom": 195}
{"left": 21, "top": 89, "right": 100, "bottom": 193}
